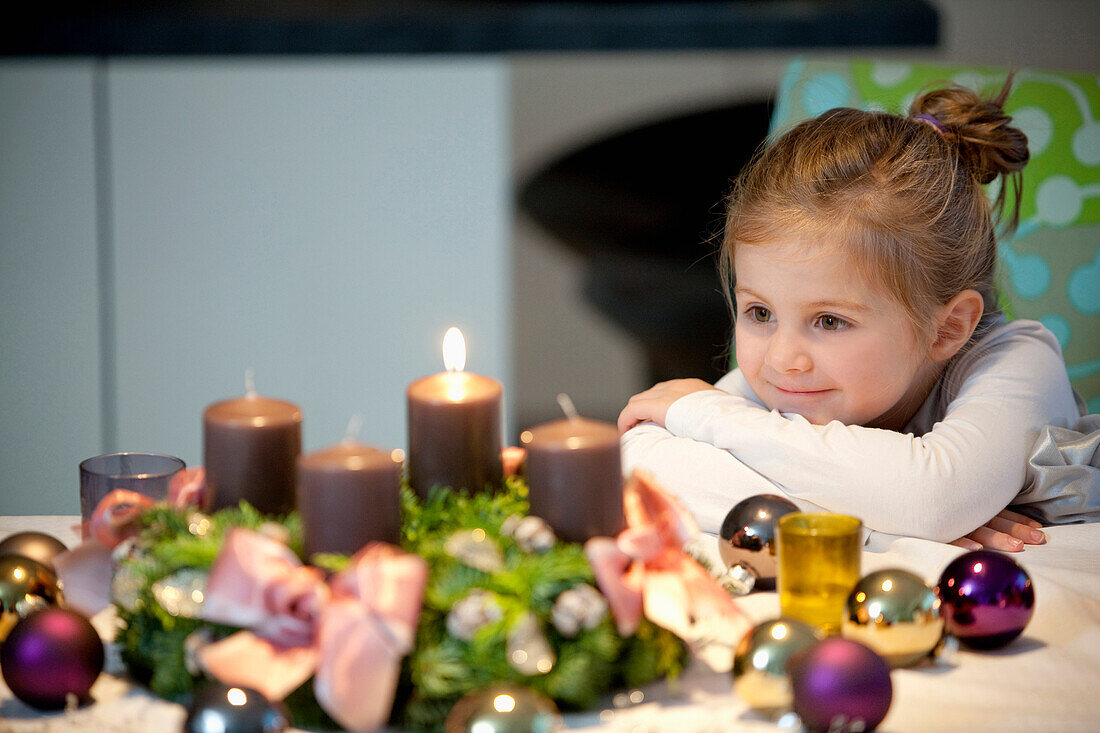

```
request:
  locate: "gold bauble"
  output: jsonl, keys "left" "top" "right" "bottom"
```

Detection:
{"left": 841, "top": 567, "right": 943, "bottom": 667}
{"left": 0, "top": 531, "right": 68, "bottom": 570}
{"left": 0, "top": 554, "right": 64, "bottom": 642}
{"left": 732, "top": 617, "right": 822, "bottom": 716}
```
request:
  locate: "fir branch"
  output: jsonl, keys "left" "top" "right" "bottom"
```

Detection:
{"left": 116, "top": 477, "right": 694, "bottom": 733}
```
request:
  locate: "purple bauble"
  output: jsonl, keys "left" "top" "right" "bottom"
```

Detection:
{"left": 0, "top": 607, "right": 104, "bottom": 710}
{"left": 790, "top": 638, "right": 893, "bottom": 732}
{"left": 934, "top": 549, "right": 1035, "bottom": 650}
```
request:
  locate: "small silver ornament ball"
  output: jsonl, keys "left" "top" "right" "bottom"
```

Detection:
{"left": 183, "top": 682, "right": 290, "bottom": 733}
{"left": 841, "top": 568, "right": 944, "bottom": 668}
{"left": 718, "top": 494, "right": 799, "bottom": 592}
{"left": 732, "top": 617, "right": 822, "bottom": 716}
{"left": 445, "top": 684, "right": 562, "bottom": 733}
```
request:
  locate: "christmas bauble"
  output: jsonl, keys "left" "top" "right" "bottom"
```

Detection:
{"left": 841, "top": 568, "right": 943, "bottom": 667}
{"left": 789, "top": 637, "right": 893, "bottom": 733}
{"left": 0, "top": 553, "right": 64, "bottom": 642}
{"left": 444, "top": 684, "right": 563, "bottom": 733}
{"left": 0, "top": 607, "right": 104, "bottom": 710}
{"left": 718, "top": 494, "right": 799, "bottom": 593}
{"left": 934, "top": 549, "right": 1035, "bottom": 650}
{"left": 0, "top": 531, "right": 68, "bottom": 569}
{"left": 183, "top": 681, "right": 290, "bottom": 733}
{"left": 732, "top": 617, "right": 821, "bottom": 715}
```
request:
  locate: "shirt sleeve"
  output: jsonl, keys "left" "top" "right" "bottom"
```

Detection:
{"left": 619, "top": 422, "right": 829, "bottom": 535}
{"left": 663, "top": 321, "right": 1082, "bottom": 542}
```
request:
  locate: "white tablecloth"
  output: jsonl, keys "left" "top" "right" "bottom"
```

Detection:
{"left": 2, "top": 516, "right": 1099, "bottom": 732}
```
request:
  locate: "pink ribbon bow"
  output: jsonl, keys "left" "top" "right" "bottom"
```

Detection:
{"left": 198, "top": 528, "right": 427, "bottom": 733}
{"left": 584, "top": 469, "right": 748, "bottom": 641}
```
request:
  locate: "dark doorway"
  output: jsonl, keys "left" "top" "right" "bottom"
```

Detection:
{"left": 517, "top": 99, "right": 773, "bottom": 385}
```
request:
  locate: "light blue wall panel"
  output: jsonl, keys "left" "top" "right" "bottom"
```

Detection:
{"left": 0, "top": 61, "right": 102, "bottom": 514}
{"left": 107, "top": 58, "right": 511, "bottom": 469}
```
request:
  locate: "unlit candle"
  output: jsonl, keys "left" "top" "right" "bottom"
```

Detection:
{"left": 203, "top": 378, "right": 301, "bottom": 515}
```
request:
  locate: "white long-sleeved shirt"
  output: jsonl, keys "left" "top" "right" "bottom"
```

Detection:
{"left": 621, "top": 319, "right": 1083, "bottom": 542}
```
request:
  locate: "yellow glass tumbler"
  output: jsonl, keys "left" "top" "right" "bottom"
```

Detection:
{"left": 777, "top": 513, "right": 862, "bottom": 635}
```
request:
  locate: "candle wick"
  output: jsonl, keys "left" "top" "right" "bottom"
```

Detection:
{"left": 556, "top": 393, "right": 580, "bottom": 421}
{"left": 343, "top": 412, "right": 365, "bottom": 443}
{"left": 244, "top": 368, "right": 257, "bottom": 398}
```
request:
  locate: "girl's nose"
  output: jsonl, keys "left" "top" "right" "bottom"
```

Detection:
{"left": 764, "top": 329, "right": 812, "bottom": 373}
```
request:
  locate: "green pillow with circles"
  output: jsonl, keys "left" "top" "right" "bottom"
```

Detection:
{"left": 768, "top": 57, "right": 1100, "bottom": 412}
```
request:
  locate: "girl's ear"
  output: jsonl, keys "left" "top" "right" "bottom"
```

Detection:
{"left": 930, "top": 289, "right": 985, "bottom": 362}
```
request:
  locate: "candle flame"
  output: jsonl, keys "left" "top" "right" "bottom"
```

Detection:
{"left": 442, "top": 327, "right": 466, "bottom": 372}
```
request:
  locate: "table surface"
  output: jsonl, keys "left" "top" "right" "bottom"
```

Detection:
{"left": 2, "top": 515, "right": 1099, "bottom": 732}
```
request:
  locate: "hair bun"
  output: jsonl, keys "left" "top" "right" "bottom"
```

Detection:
{"left": 910, "top": 75, "right": 1029, "bottom": 185}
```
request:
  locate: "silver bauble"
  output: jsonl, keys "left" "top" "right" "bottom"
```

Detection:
{"left": 183, "top": 682, "right": 290, "bottom": 733}
{"left": 841, "top": 568, "right": 943, "bottom": 668}
{"left": 444, "top": 684, "right": 562, "bottom": 733}
{"left": 732, "top": 617, "right": 821, "bottom": 716}
{"left": 718, "top": 494, "right": 799, "bottom": 593}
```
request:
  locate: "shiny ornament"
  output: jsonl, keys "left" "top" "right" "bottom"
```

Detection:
{"left": 718, "top": 494, "right": 798, "bottom": 593}
{"left": 0, "top": 607, "right": 104, "bottom": 710}
{"left": 447, "top": 589, "right": 504, "bottom": 641}
{"left": 152, "top": 567, "right": 208, "bottom": 618}
{"left": 841, "top": 568, "right": 943, "bottom": 667}
{"left": 934, "top": 549, "right": 1035, "bottom": 650}
{"left": 445, "top": 528, "right": 504, "bottom": 572}
{"left": 506, "top": 612, "right": 555, "bottom": 675}
{"left": 502, "top": 514, "right": 557, "bottom": 554}
{"left": 0, "top": 553, "right": 64, "bottom": 641}
{"left": 444, "top": 684, "right": 563, "bottom": 733}
{"left": 789, "top": 638, "right": 892, "bottom": 733}
{"left": 0, "top": 531, "right": 68, "bottom": 570}
{"left": 732, "top": 617, "right": 821, "bottom": 716}
{"left": 550, "top": 583, "right": 607, "bottom": 638}
{"left": 183, "top": 681, "right": 290, "bottom": 733}
{"left": 110, "top": 538, "right": 149, "bottom": 612}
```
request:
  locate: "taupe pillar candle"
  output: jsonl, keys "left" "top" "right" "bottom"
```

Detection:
{"left": 297, "top": 440, "right": 404, "bottom": 557}
{"left": 406, "top": 328, "right": 503, "bottom": 498}
{"left": 203, "top": 388, "right": 302, "bottom": 515}
{"left": 522, "top": 416, "right": 625, "bottom": 543}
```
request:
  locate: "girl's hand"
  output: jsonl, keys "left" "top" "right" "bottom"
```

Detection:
{"left": 618, "top": 379, "right": 719, "bottom": 433}
{"left": 949, "top": 508, "right": 1046, "bottom": 552}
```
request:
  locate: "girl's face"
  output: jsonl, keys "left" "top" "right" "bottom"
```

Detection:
{"left": 733, "top": 242, "right": 935, "bottom": 429}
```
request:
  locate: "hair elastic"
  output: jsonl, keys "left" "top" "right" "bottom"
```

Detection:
{"left": 913, "top": 113, "right": 947, "bottom": 134}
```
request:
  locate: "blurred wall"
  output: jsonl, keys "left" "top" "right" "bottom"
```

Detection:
{"left": 1, "top": 58, "right": 510, "bottom": 514}
{"left": 510, "top": 0, "right": 1100, "bottom": 433}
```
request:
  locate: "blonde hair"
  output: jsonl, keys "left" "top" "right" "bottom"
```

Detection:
{"left": 720, "top": 75, "right": 1029, "bottom": 349}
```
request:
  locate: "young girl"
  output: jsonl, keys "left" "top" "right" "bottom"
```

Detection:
{"left": 618, "top": 76, "right": 1084, "bottom": 552}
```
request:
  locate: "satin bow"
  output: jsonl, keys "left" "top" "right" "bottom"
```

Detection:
{"left": 199, "top": 528, "right": 427, "bottom": 733}
{"left": 584, "top": 469, "right": 748, "bottom": 643}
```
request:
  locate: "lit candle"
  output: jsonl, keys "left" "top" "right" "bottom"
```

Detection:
{"left": 296, "top": 415, "right": 405, "bottom": 557}
{"left": 522, "top": 394, "right": 625, "bottom": 543}
{"left": 406, "top": 327, "right": 503, "bottom": 498}
{"left": 203, "top": 370, "right": 302, "bottom": 515}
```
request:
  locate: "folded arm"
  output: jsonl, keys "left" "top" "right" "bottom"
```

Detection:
{"left": 655, "top": 322, "right": 1080, "bottom": 542}
{"left": 620, "top": 422, "right": 830, "bottom": 535}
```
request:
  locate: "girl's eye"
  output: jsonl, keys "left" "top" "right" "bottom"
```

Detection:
{"left": 817, "top": 314, "right": 849, "bottom": 331}
{"left": 747, "top": 306, "right": 771, "bottom": 323}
